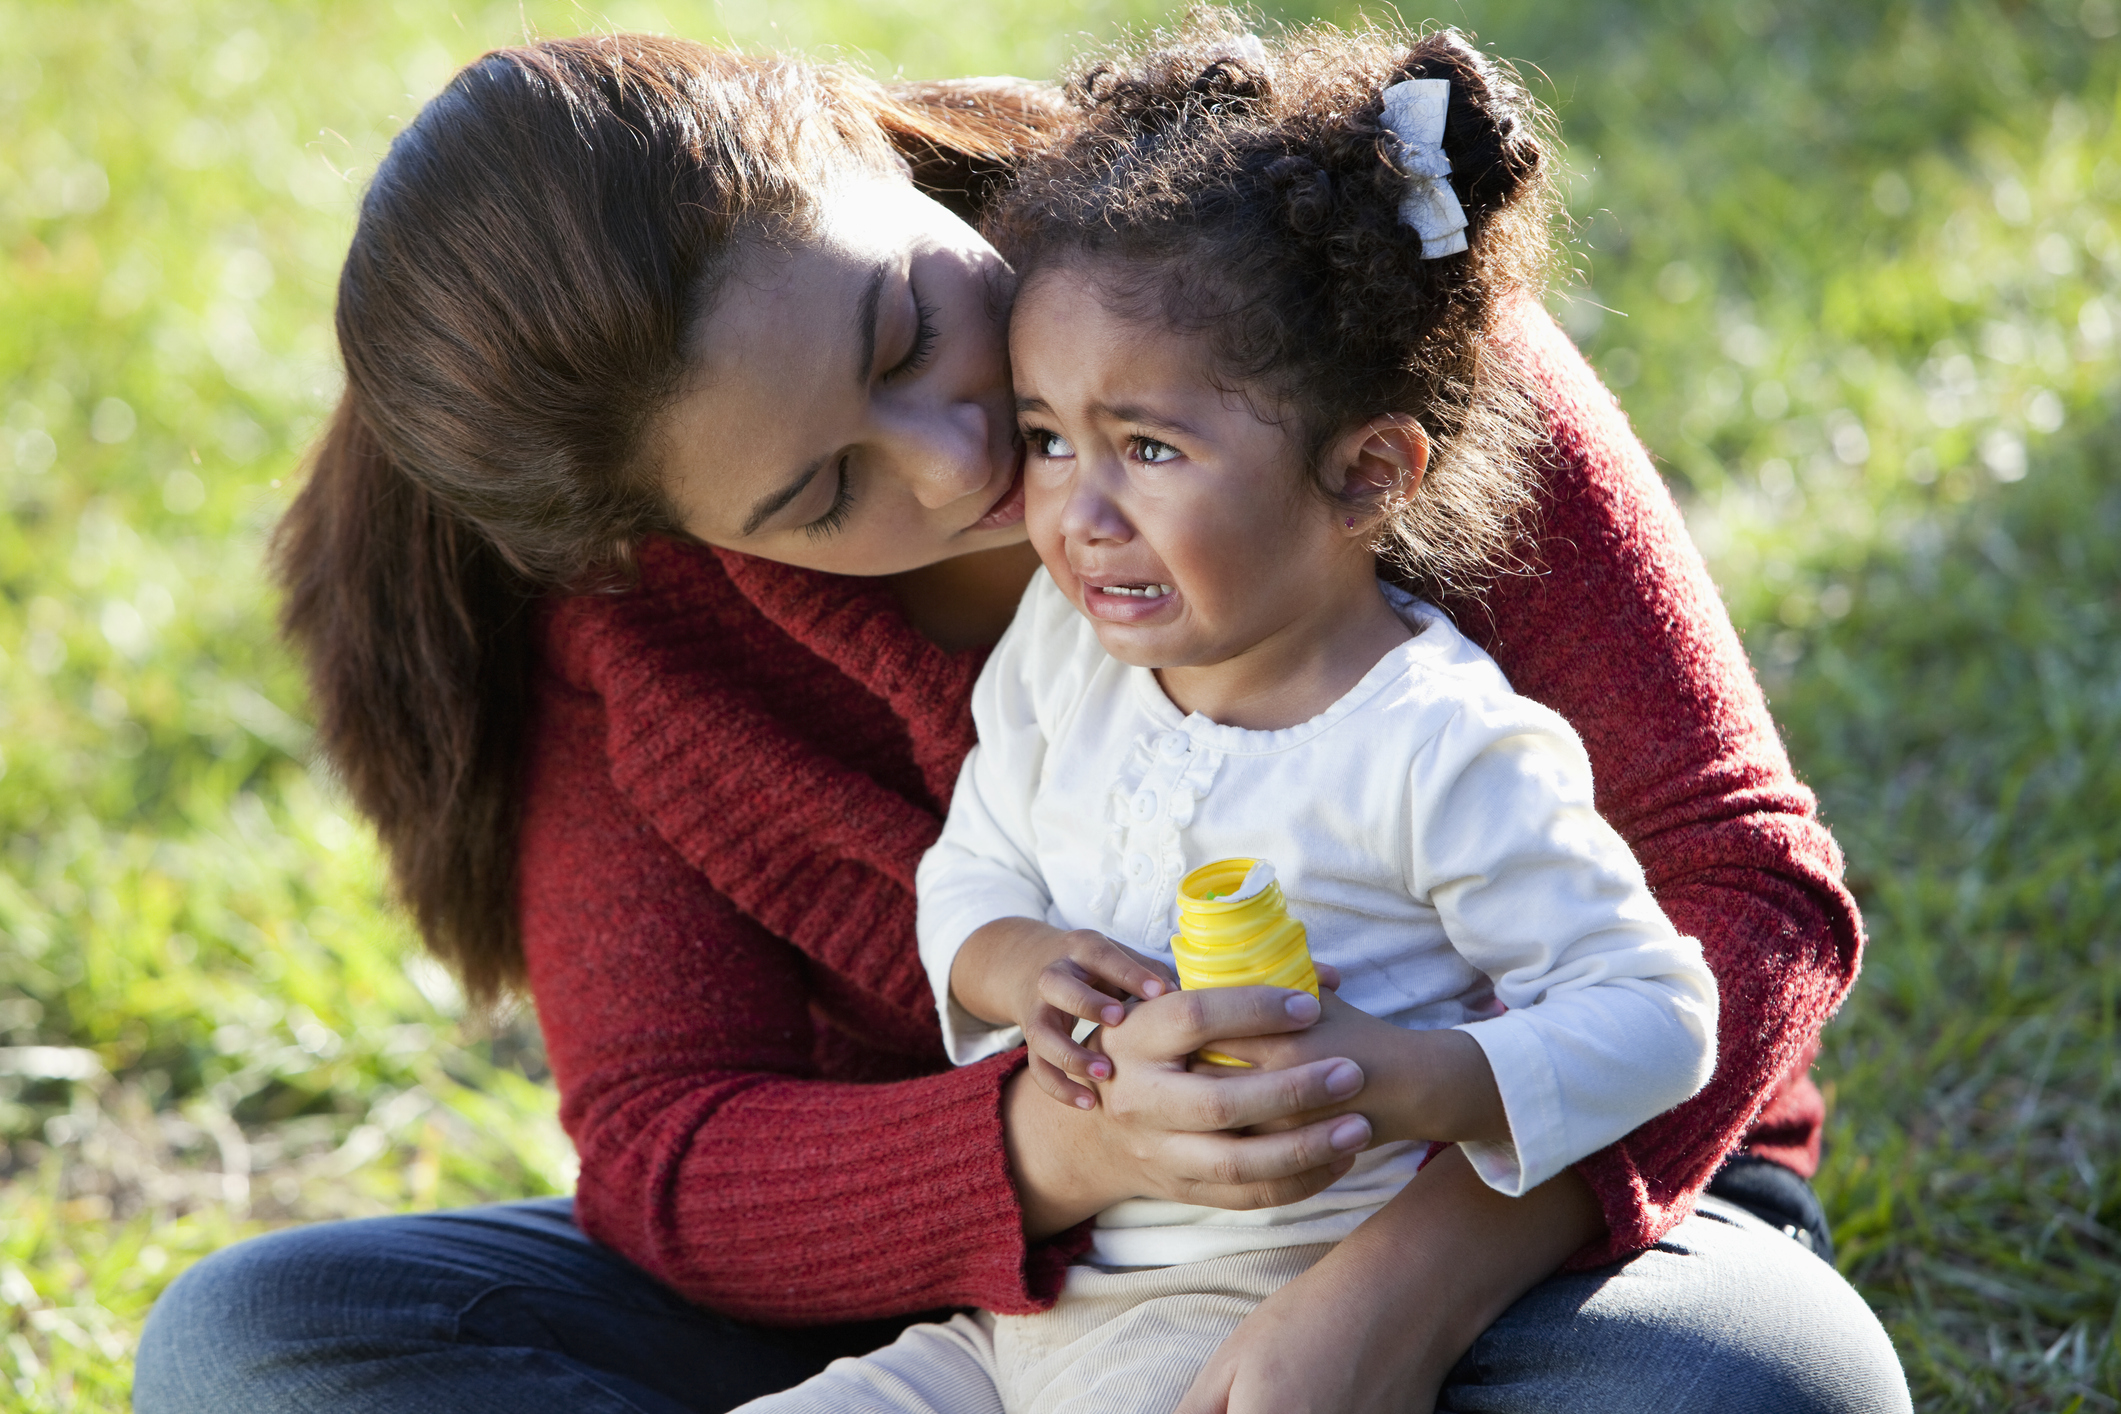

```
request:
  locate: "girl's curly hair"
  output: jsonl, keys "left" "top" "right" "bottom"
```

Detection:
{"left": 985, "top": 9, "right": 1556, "bottom": 596}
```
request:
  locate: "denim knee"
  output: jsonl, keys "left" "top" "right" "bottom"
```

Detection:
{"left": 1444, "top": 1196, "right": 1910, "bottom": 1414}
{"left": 134, "top": 1226, "right": 349, "bottom": 1413}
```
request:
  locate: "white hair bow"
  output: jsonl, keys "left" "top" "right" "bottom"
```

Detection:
{"left": 1379, "top": 79, "right": 1468, "bottom": 259}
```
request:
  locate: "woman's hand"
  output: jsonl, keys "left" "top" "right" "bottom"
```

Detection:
{"left": 1176, "top": 1146, "right": 1608, "bottom": 1414}
{"left": 1204, "top": 988, "right": 1510, "bottom": 1149}
{"left": 1003, "top": 984, "right": 1375, "bottom": 1237}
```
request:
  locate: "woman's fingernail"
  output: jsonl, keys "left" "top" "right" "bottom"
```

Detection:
{"left": 1325, "top": 1061, "right": 1362, "bottom": 1098}
{"left": 1076, "top": 1094, "right": 1095, "bottom": 1109}
{"left": 1142, "top": 980, "right": 1165, "bottom": 997}
{"left": 1329, "top": 1116, "right": 1370, "bottom": 1151}
{"left": 1102, "top": 1004, "right": 1125, "bottom": 1026}
{"left": 1284, "top": 992, "right": 1320, "bottom": 1022}
{"left": 1089, "top": 1060, "right": 1111, "bottom": 1080}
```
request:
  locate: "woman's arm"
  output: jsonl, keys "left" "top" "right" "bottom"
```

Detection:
{"left": 520, "top": 635, "right": 1375, "bottom": 1323}
{"left": 521, "top": 670, "right": 1051, "bottom": 1323}
{"left": 1180, "top": 304, "right": 1848, "bottom": 1409}
{"left": 1434, "top": 302, "right": 1863, "bottom": 1260}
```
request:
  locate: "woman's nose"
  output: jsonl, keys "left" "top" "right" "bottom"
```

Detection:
{"left": 904, "top": 399, "right": 993, "bottom": 510}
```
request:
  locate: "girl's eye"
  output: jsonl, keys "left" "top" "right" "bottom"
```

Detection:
{"left": 1133, "top": 438, "right": 1181, "bottom": 464}
{"left": 885, "top": 294, "right": 939, "bottom": 380}
{"left": 803, "top": 457, "right": 856, "bottom": 540}
{"left": 1026, "top": 429, "right": 1074, "bottom": 459}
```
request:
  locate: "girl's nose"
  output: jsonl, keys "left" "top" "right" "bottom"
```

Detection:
{"left": 905, "top": 399, "right": 994, "bottom": 510}
{"left": 1057, "top": 460, "right": 1132, "bottom": 546}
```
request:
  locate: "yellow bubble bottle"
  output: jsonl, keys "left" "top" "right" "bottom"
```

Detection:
{"left": 1170, "top": 858, "right": 1318, "bottom": 1068}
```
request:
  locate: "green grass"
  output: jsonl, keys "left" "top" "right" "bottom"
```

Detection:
{"left": 2, "top": 0, "right": 2117, "bottom": 1408}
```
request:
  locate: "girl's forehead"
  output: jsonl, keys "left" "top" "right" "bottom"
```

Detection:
{"left": 1009, "top": 274, "right": 1278, "bottom": 429}
{"left": 1012, "top": 281, "right": 1207, "bottom": 388}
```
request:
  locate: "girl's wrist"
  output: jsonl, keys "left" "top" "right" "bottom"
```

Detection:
{"left": 1366, "top": 1026, "right": 1509, "bottom": 1148}
{"left": 952, "top": 918, "right": 1046, "bottom": 1029}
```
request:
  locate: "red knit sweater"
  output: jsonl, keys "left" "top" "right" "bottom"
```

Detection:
{"left": 517, "top": 306, "right": 1860, "bottom": 1325}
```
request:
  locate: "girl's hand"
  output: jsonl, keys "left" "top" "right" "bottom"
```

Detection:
{"left": 952, "top": 919, "right": 1179, "bottom": 1108}
{"left": 1202, "top": 987, "right": 1510, "bottom": 1149}
{"left": 1002, "top": 984, "right": 1375, "bottom": 1236}
{"left": 1174, "top": 1255, "right": 1447, "bottom": 1414}
{"left": 1022, "top": 929, "right": 1180, "bottom": 1108}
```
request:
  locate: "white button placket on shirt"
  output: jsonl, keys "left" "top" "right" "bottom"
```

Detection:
{"left": 1102, "top": 729, "right": 1222, "bottom": 953}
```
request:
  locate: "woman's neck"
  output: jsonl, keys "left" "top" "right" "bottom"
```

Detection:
{"left": 1157, "top": 571, "right": 1413, "bottom": 732}
{"left": 886, "top": 541, "right": 1044, "bottom": 652}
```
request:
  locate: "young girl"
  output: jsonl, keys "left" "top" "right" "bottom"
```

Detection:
{"left": 737, "top": 20, "right": 1719, "bottom": 1414}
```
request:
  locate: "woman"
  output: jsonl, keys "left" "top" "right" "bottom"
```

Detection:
{"left": 133, "top": 29, "right": 1908, "bottom": 1414}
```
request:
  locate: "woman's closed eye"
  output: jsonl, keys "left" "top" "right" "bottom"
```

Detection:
{"left": 884, "top": 292, "right": 939, "bottom": 381}
{"left": 803, "top": 455, "right": 856, "bottom": 539}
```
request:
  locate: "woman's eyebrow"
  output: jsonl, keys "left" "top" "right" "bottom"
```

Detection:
{"left": 853, "top": 261, "right": 888, "bottom": 384}
{"left": 741, "top": 453, "right": 828, "bottom": 536}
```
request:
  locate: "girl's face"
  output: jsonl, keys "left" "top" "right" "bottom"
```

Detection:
{"left": 658, "top": 173, "right": 1029, "bottom": 575}
{"left": 1011, "top": 273, "right": 1372, "bottom": 674}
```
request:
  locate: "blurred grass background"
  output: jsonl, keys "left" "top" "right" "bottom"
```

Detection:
{"left": 2, "top": 0, "right": 2116, "bottom": 1407}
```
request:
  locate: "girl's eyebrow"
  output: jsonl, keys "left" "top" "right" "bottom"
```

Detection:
{"left": 1104, "top": 403, "right": 1203, "bottom": 439}
{"left": 1015, "top": 394, "right": 1203, "bottom": 441}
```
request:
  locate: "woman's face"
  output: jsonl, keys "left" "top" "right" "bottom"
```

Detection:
{"left": 658, "top": 173, "right": 1028, "bottom": 576}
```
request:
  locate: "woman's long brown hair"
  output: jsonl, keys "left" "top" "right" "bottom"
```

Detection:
{"left": 276, "top": 36, "right": 1065, "bottom": 1005}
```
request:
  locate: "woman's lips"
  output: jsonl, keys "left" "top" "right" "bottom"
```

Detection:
{"left": 969, "top": 448, "right": 1027, "bottom": 531}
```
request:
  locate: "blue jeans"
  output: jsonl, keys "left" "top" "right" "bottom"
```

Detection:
{"left": 135, "top": 1194, "right": 1910, "bottom": 1413}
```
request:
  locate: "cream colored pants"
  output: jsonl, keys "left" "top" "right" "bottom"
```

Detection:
{"left": 732, "top": 1244, "right": 1330, "bottom": 1414}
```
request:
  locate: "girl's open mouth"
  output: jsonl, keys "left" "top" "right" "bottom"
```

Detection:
{"left": 1081, "top": 575, "right": 1181, "bottom": 624}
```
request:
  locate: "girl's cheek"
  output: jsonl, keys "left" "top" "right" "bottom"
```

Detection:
{"left": 1023, "top": 481, "right": 1068, "bottom": 561}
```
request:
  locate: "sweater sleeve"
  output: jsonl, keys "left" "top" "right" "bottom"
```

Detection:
{"left": 1446, "top": 304, "right": 1864, "bottom": 1266}
{"left": 1406, "top": 694, "right": 1718, "bottom": 1197}
{"left": 518, "top": 661, "right": 1077, "bottom": 1325}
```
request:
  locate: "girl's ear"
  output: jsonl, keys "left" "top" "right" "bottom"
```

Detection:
{"left": 1325, "top": 416, "right": 1430, "bottom": 528}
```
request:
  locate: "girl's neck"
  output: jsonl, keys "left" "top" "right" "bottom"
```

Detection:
{"left": 1156, "top": 571, "right": 1412, "bottom": 732}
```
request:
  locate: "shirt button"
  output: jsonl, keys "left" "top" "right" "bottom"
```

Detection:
{"left": 1125, "top": 851, "right": 1154, "bottom": 883}
{"left": 1158, "top": 733, "right": 1188, "bottom": 759}
{"left": 1130, "top": 788, "right": 1158, "bottom": 822}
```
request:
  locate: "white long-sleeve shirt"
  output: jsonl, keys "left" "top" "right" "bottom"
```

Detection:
{"left": 916, "top": 571, "right": 1718, "bottom": 1268}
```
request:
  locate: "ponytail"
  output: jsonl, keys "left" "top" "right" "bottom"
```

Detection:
{"left": 277, "top": 398, "right": 534, "bottom": 1005}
